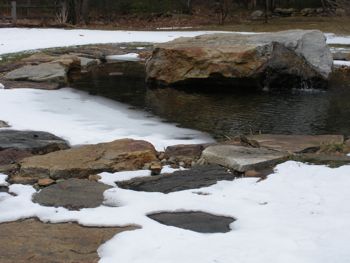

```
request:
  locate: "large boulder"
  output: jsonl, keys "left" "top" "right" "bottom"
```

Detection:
{"left": 19, "top": 139, "right": 158, "bottom": 179}
{"left": 146, "top": 30, "right": 333, "bottom": 89}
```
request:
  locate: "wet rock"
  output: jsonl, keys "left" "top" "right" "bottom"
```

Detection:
{"left": 20, "top": 139, "right": 157, "bottom": 179}
{"left": 0, "top": 219, "right": 136, "bottom": 263}
{"left": 164, "top": 144, "right": 208, "bottom": 163}
{"left": 0, "top": 130, "right": 69, "bottom": 154}
{"left": 146, "top": 30, "right": 332, "bottom": 89}
{"left": 201, "top": 145, "right": 288, "bottom": 172}
{"left": 247, "top": 134, "right": 344, "bottom": 153}
{"left": 32, "top": 179, "right": 112, "bottom": 210}
{"left": 117, "top": 165, "right": 236, "bottom": 193}
{"left": 4, "top": 55, "right": 80, "bottom": 84}
{"left": 0, "top": 120, "right": 9, "bottom": 128}
{"left": 148, "top": 211, "right": 235, "bottom": 233}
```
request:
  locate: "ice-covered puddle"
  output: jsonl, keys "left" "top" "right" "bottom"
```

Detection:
{"left": 1, "top": 161, "right": 350, "bottom": 262}
{"left": 0, "top": 88, "right": 213, "bottom": 150}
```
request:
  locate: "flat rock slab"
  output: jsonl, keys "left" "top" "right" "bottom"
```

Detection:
{"left": 0, "top": 79, "right": 60, "bottom": 90}
{"left": 117, "top": 165, "right": 236, "bottom": 193}
{"left": 0, "top": 130, "right": 69, "bottom": 154}
{"left": 247, "top": 134, "right": 344, "bottom": 153}
{"left": 201, "top": 145, "right": 288, "bottom": 172}
{"left": 32, "top": 179, "right": 112, "bottom": 210}
{"left": 148, "top": 211, "right": 235, "bottom": 233}
{"left": 0, "top": 219, "right": 136, "bottom": 263}
{"left": 19, "top": 139, "right": 157, "bottom": 179}
{"left": 164, "top": 143, "right": 209, "bottom": 162}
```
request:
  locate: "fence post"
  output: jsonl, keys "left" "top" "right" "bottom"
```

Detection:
{"left": 11, "top": 0, "right": 17, "bottom": 25}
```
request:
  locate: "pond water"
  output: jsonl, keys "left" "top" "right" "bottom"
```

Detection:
{"left": 72, "top": 62, "right": 350, "bottom": 140}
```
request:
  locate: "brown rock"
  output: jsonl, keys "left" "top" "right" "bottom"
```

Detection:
{"left": 37, "top": 178, "right": 55, "bottom": 187}
{"left": 19, "top": 139, "right": 158, "bottom": 179}
{"left": 247, "top": 134, "right": 344, "bottom": 153}
{"left": 0, "top": 79, "right": 60, "bottom": 90}
{"left": 0, "top": 219, "right": 137, "bottom": 263}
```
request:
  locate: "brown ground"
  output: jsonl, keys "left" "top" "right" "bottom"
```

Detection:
{"left": 0, "top": 219, "right": 137, "bottom": 263}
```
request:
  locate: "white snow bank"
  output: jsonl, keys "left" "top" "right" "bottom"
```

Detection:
{"left": 1, "top": 161, "right": 350, "bottom": 262}
{"left": 106, "top": 53, "right": 140, "bottom": 62}
{"left": 0, "top": 88, "right": 213, "bottom": 150}
{"left": 0, "top": 174, "right": 8, "bottom": 186}
{"left": 326, "top": 33, "right": 350, "bottom": 45}
{"left": 0, "top": 83, "right": 4, "bottom": 89}
{"left": 0, "top": 28, "right": 228, "bottom": 55}
{"left": 334, "top": 60, "right": 350, "bottom": 67}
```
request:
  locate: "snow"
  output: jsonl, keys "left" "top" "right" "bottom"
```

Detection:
{"left": 99, "top": 166, "right": 185, "bottom": 187}
{"left": 0, "top": 28, "right": 228, "bottom": 55}
{"left": 0, "top": 161, "right": 350, "bottom": 262}
{"left": 106, "top": 53, "right": 141, "bottom": 62}
{"left": 0, "top": 88, "right": 214, "bottom": 150}
{"left": 334, "top": 60, "right": 350, "bottom": 67}
{"left": 0, "top": 173, "right": 8, "bottom": 186}
{"left": 326, "top": 33, "right": 350, "bottom": 45}
{"left": 0, "top": 83, "right": 4, "bottom": 89}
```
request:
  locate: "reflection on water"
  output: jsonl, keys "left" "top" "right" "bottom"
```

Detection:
{"left": 72, "top": 62, "right": 350, "bottom": 139}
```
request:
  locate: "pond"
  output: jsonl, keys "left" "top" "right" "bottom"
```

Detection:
{"left": 72, "top": 62, "right": 350, "bottom": 140}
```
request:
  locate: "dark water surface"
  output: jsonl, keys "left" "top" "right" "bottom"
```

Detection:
{"left": 72, "top": 62, "right": 350, "bottom": 140}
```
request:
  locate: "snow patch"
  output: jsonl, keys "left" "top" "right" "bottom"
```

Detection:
{"left": 0, "top": 173, "right": 8, "bottom": 186}
{"left": 106, "top": 53, "right": 140, "bottom": 62}
{"left": 334, "top": 60, "right": 350, "bottom": 67}
{"left": 0, "top": 83, "right": 5, "bottom": 89}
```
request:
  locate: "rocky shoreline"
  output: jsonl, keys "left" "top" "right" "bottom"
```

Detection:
{"left": 1, "top": 30, "right": 350, "bottom": 262}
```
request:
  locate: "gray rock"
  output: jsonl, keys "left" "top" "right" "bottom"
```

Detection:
{"left": 246, "top": 134, "right": 344, "bottom": 153}
{"left": 4, "top": 55, "right": 80, "bottom": 84}
{"left": 250, "top": 10, "right": 264, "bottom": 20}
{"left": 148, "top": 211, "right": 235, "bottom": 233}
{"left": 117, "top": 165, "right": 237, "bottom": 193}
{"left": 0, "top": 130, "right": 69, "bottom": 154}
{"left": 32, "top": 179, "right": 112, "bottom": 210}
{"left": 146, "top": 30, "right": 333, "bottom": 89}
{"left": 79, "top": 57, "right": 100, "bottom": 69}
{"left": 201, "top": 145, "right": 288, "bottom": 172}
{"left": 274, "top": 8, "right": 295, "bottom": 16}
{"left": 5, "top": 63, "right": 68, "bottom": 83}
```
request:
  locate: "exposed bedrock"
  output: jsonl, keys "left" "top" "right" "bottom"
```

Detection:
{"left": 146, "top": 30, "right": 333, "bottom": 90}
